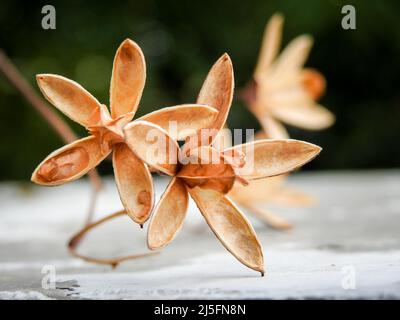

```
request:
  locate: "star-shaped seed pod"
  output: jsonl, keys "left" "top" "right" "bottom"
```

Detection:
{"left": 31, "top": 39, "right": 218, "bottom": 226}
{"left": 214, "top": 129, "right": 314, "bottom": 230}
{"left": 227, "top": 13, "right": 336, "bottom": 229}
{"left": 124, "top": 54, "right": 322, "bottom": 274}
{"left": 240, "top": 13, "right": 335, "bottom": 139}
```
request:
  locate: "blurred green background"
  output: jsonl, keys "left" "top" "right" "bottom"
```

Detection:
{"left": 0, "top": 0, "right": 399, "bottom": 181}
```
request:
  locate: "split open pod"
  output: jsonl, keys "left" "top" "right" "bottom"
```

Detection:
{"left": 215, "top": 128, "right": 317, "bottom": 230}
{"left": 124, "top": 54, "right": 322, "bottom": 274}
{"left": 30, "top": 38, "right": 219, "bottom": 266}
{"left": 240, "top": 13, "right": 335, "bottom": 140}
{"left": 228, "top": 13, "right": 336, "bottom": 229}
{"left": 31, "top": 38, "right": 219, "bottom": 226}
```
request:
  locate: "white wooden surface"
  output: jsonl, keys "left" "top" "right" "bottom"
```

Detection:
{"left": 0, "top": 171, "right": 399, "bottom": 299}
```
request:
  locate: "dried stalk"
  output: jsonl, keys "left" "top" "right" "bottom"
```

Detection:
{"left": 0, "top": 49, "right": 102, "bottom": 223}
{"left": 68, "top": 209, "right": 157, "bottom": 268}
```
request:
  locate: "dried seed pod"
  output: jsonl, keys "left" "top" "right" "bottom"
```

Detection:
{"left": 254, "top": 13, "right": 284, "bottom": 81}
{"left": 225, "top": 139, "right": 321, "bottom": 180}
{"left": 33, "top": 39, "right": 220, "bottom": 240}
{"left": 36, "top": 74, "right": 102, "bottom": 127}
{"left": 189, "top": 187, "right": 264, "bottom": 273}
{"left": 139, "top": 104, "right": 218, "bottom": 140}
{"left": 242, "top": 13, "right": 335, "bottom": 137}
{"left": 301, "top": 68, "right": 326, "bottom": 101}
{"left": 196, "top": 53, "right": 234, "bottom": 145}
{"left": 113, "top": 143, "right": 154, "bottom": 224}
{"left": 147, "top": 177, "right": 188, "bottom": 250}
{"left": 34, "top": 39, "right": 262, "bottom": 270}
{"left": 32, "top": 136, "right": 108, "bottom": 186}
{"left": 229, "top": 176, "right": 286, "bottom": 204}
{"left": 270, "top": 103, "right": 335, "bottom": 130}
{"left": 178, "top": 146, "right": 236, "bottom": 194}
{"left": 270, "top": 35, "right": 313, "bottom": 77}
{"left": 252, "top": 112, "right": 289, "bottom": 139}
{"left": 222, "top": 127, "right": 320, "bottom": 230}
{"left": 230, "top": 174, "right": 314, "bottom": 206}
{"left": 124, "top": 120, "right": 180, "bottom": 176}
{"left": 110, "top": 39, "right": 146, "bottom": 119}
{"left": 125, "top": 52, "right": 323, "bottom": 274}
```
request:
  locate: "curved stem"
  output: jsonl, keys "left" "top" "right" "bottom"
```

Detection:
{"left": 85, "top": 184, "right": 99, "bottom": 226}
{"left": 68, "top": 210, "right": 157, "bottom": 268}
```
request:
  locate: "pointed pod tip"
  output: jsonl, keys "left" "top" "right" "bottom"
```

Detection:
{"left": 272, "top": 12, "right": 284, "bottom": 22}
{"left": 298, "top": 34, "right": 314, "bottom": 47}
{"left": 220, "top": 52, "right": 232, "bottom": 65}
{"left": 36, "top": 74, "right": 58, "bottom": 86}
{"left": 147, "top": 242, "right": 158, "bottom": 251}
{"left": 111, "top": 262, "right": 119, "bottom": 269}
{"left": 297, "top": 140, "right": 322, "bottom": 156}
{"left": 36, "top": 73, "right": 54, "bottom": 79}
{"left": 306, "top": 143, "right": 322, "bottom": 160}
{"left": 30, "top": 175, "right": 38, "bottom": 185}
{"left": 328, "top": 112, "right": 336, "bottom": 126}
{"left": 306, "top": 34, "right": 314, "bottom": 44}
{"left": 307, "top": 141, "right": 322, "bottom": 152}
{"left": 36, "top": 74, "right": 47, "bottom": 83}
{"left": 120, "top": 38, "right": 141, "bottom": 51}
{"left": 313, "top": 144, "right": 323, "bottom": 155}
{"left": 122, "top": 38, "right": 134, "bottom": 44}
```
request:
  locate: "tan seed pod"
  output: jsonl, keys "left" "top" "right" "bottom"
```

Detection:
{"left": 32, "top": 39, "right": 234, "bottom": 267}
{"left": 270, "top": 103, "right": 335, "bottom": 130}
{"left": 36, "top": 74, "right": 102, "bottom": 127}
{"left": 242, "top": 13, "right": 335, "bottom": 137}
{"left": 189, "top": 187, "right": 264, "bottom": 273}
{"left": 301, "top": 68, "right": 326, "bottom": 100}
{"left": 147, "top": 177, "right": 189, "bottom": 250}
{"left": 32, "top": 136, "right": 109, "bottom": 186}
{"left": 195, "top": 53, "right": 234, "bottom": 146}
{"left": 224, "top": 133, "right": 318, "bottom": 230}
{"left": 32, "top": 39, "right": 155, "bottom": 228}
{"left": 177, "top": 146, "right": 237, "bottom": 194}
{"left": 225, "top": 139, "right": 321, "bottom": 180}
{"left": 139, "top": 104, "right": 218, "bottom": 140}
{"left": 254, "top": 13, "right": 284, "bottom": 82}
{"left": 113, "top": 143, "right": 154, "bottom": 225}
{"left": 124, "top": 120, "right": 180, "bottom": 176}
{"left": 110, "top": 39, "right": 146, "bottom": 119}
{"left": 123, "top": 52, "right": 324, "bottom": 274}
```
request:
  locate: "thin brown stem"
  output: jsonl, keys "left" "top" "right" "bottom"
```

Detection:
{"left": 68, "top": 210, "right": 157, "bottom": 268}
{"left": 0, "top": 49, "right": 76, "bottom": 142}
{"left": 0, "top": 49, "right": 102, "bottom": 223}
{"left": 85, "top": 185, "right": 99, "bottom": 226}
